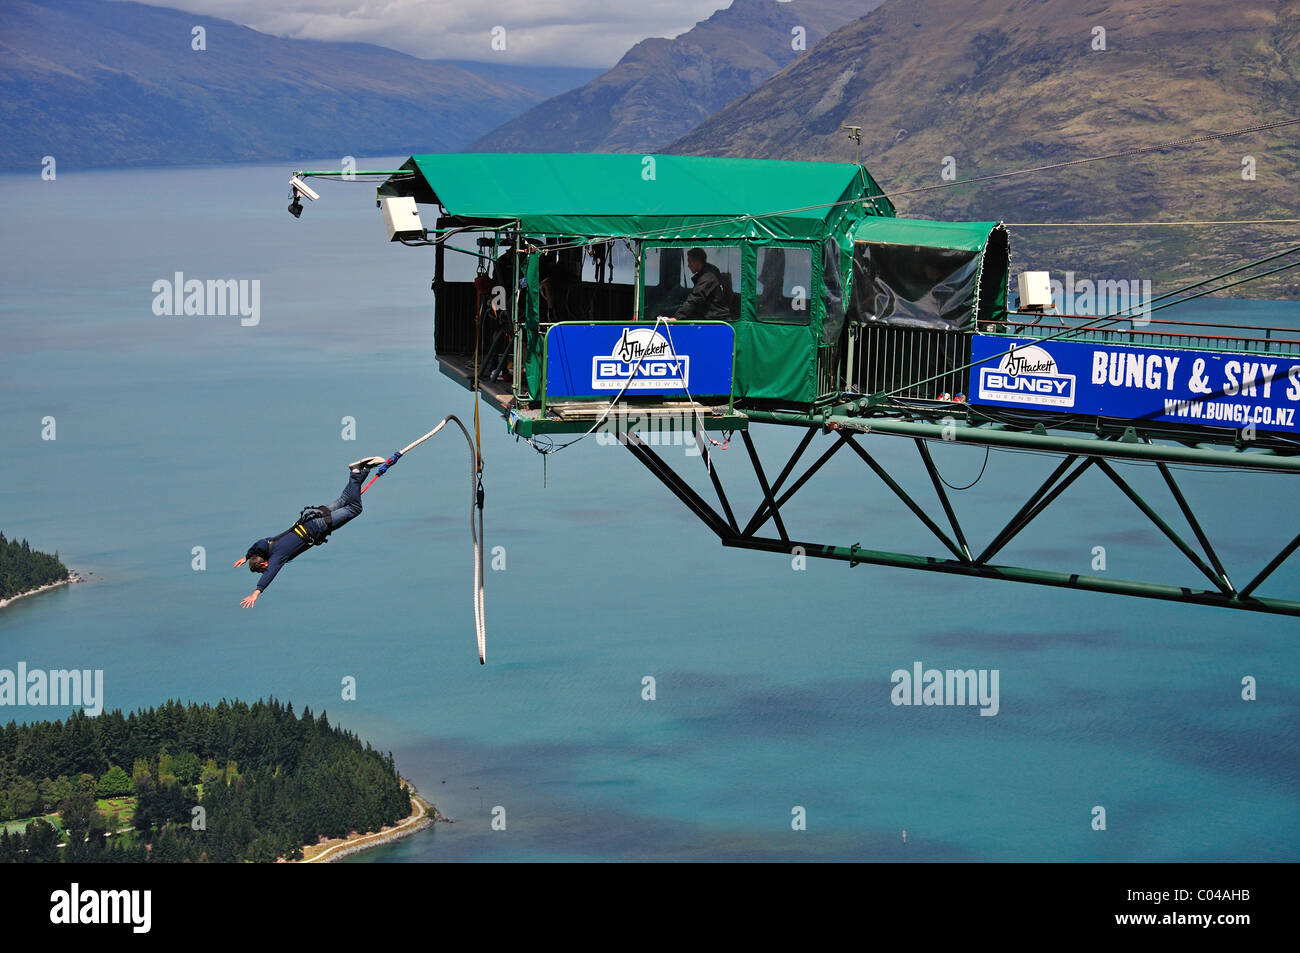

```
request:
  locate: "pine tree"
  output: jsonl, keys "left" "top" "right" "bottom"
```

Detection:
{"left": 97, "top": 765, "right": 132, "bottom": 798}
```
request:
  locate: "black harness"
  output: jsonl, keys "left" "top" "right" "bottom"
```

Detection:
{"left": 290, "top": 505, "right": 333, "bottom": 547}
{"left": 247, "top": 504, "right": 334, "bottom": 574}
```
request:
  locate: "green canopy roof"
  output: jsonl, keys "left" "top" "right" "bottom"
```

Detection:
{"left": 384, "top": 153, "right": 895, "bottom": 241}
{"left": 851, "top": 216, "right": 1002, "bottom": 252}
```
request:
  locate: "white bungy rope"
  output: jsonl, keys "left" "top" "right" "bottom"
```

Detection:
{"left": 403, "top": 416, "right": 486, "bottom": 664}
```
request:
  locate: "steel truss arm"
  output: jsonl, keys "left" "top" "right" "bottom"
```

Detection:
{"left": 619, "top": 424, "right": 1300, "bottom": 618}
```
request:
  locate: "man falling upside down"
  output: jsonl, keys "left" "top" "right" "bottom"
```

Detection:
{"left": 233, "top": 456, "right": 387, "bottom": 607}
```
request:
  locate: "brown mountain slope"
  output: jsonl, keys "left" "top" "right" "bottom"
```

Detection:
{"left": 0, "top": 0, "right": 577, "bottom": 169}
{"left": 669, "top": 0, "right": 1300, "bottom": 296}
{"left": 468, "top": 0, "right": 883, "bottom": 154}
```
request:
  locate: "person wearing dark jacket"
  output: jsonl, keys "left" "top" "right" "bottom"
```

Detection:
{"left": 672, "top": 248, "right": 732, "bottom": 320}
{"left": 233, "top": 456, "right": 386, "bottom": 607}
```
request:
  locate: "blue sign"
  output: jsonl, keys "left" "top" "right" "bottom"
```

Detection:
{"left": 970, "top": 336, "right": 1300, "bottom": 434}
{"left": 546, "top": 323, "right": 735, "bottom": 399}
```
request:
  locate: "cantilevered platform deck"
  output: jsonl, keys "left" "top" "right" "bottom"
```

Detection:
{"left": 436, "top": 352, "right": 749, "bottom": 439}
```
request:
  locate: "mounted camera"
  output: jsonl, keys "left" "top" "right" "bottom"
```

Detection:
{"left": 288, "top": 174, "right": 320, "bottom": 219}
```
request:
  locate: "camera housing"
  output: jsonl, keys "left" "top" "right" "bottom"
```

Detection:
{"left": 289, "top": 175, "right": 320, "bottom": 202}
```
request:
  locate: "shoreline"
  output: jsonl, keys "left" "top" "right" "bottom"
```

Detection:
{"left": 0, "top": 571, "right": 82, "bottom": 610}
{"left": 293, "top": 780, "right": 435, "bottom": 863}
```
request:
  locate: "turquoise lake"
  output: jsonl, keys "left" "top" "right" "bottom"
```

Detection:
{"left": 1, "top": 160, "right": 1297, "bottom": 861}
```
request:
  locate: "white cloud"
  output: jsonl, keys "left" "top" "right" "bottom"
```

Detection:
{"left": 130, "top": 0, "right": 733, "bottom": 67}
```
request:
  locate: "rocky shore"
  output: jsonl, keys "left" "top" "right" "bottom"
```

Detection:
{"left": 0, "top": 570, "right": 84, "bottom": 610}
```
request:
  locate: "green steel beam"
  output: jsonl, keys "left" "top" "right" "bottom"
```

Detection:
{"left": 722, "top": 535, "right": 1300, "bottom": 618}
{"left": 1155, "top": 460, "right": 1235, "bottom": 592}
{"left": 976, "top": 455, "right": 1090, "bottom": 564}
{"left": 915, "top": 437, "right": 973, "bottom": 561}
{"left": 745, "top": 410, "right": 1300, "bottom": 473}
{"left": 742, "top": 433, "right": 842, "bottom": 537}
{"left": 743, "top": 436, "right": 842, "bottom": 538}
{"left": 623, "top": 433, "right": 733, "bottom": 538}
{"left": 292, "top": 169, "right": 407, "bottom": 177}
{"left": 839, "top": 435, "right": 967, "bottom": 562}
{"left": 615, "top": 424, "right": 1300, "bottom": 617}
{"left": 766, "top": 427, "right": 817, "bottom": 500}
{"left": 1240, "top": 531, "right": 1300, "bottom": 599}
{"left": 506, "top": 407, "right": 748, "bottom": 438}
{"left": 696, "top": 422, "right": 740, "bottom": 534}
{"left": 1093, "top": 458, "right": 1231, "bottom": 594}
{"left": 741, "top": 430, "right": 789, "bottom": 543}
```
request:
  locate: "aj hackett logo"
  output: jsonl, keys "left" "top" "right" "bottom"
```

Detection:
{"left": 593, "top": 327, "right": 689, "bottom": 390}
{"left": 978, "top": 343, "right": 1076, "bottom": 407}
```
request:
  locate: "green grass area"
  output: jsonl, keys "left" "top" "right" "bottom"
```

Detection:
{"left": 3, "top": 813, "right": 62, "bottom": 835}
{"left": 4, "top": 798, "right": 137, "bottom": 842}
{"left": 95, "top": 797, "right": 136, "bottom": 829}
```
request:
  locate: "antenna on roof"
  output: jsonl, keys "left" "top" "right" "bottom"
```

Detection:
{"left": 841, "top": 124, "right": 863, "bottom": 167}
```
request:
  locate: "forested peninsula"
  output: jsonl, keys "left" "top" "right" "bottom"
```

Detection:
{"left": 0, "top": 532, "right": 71, "bottom": 605}
{"left": 0, "top": 699, "right": 414, "bottom": 862}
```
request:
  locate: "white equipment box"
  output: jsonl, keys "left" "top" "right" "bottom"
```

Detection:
{"left": 1017, "top": 271, "right": 1053, "bottom": 309}
{"left": 381, "top": 196, "right": 424, "bottom": 242}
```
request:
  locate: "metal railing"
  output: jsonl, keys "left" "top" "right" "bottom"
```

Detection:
{"left": 994, "top": 312, "right": 1300, "bottom": 356}
{"left": 433, "top": 281, "right": 480, "bottom": 355}
{"left": 842, "top": 324, "right": 972, "bottom": 400}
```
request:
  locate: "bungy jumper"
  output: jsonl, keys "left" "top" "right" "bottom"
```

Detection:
{"left": 364, "top": 416, "right": 488, "bottom": 664}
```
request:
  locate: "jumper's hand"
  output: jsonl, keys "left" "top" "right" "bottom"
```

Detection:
{"left": 241, "top": 590, "right": 260, "bottom": 609}
{"left": 233, "top": 557, "right": 247, "bottom": 569}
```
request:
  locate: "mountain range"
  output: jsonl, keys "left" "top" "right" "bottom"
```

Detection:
{"left": 468, "top": 0, "right": 882, "bottom": 153}
{"left": 668, "top": 0, "right": 1300, "bottom": 294}
{"left": 2, "top": 0, "right": 1295, "bottom": 295}
{"left": 0, "top": 0, "right": 599, "bottom": 169}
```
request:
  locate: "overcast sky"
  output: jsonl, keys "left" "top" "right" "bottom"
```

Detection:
{"left": 133, "top": 0, "right": 735, "bottom": 67}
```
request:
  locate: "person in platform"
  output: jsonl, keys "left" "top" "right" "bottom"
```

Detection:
{"left": 671, "top": 248, "right": 733, "bottom": 320}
